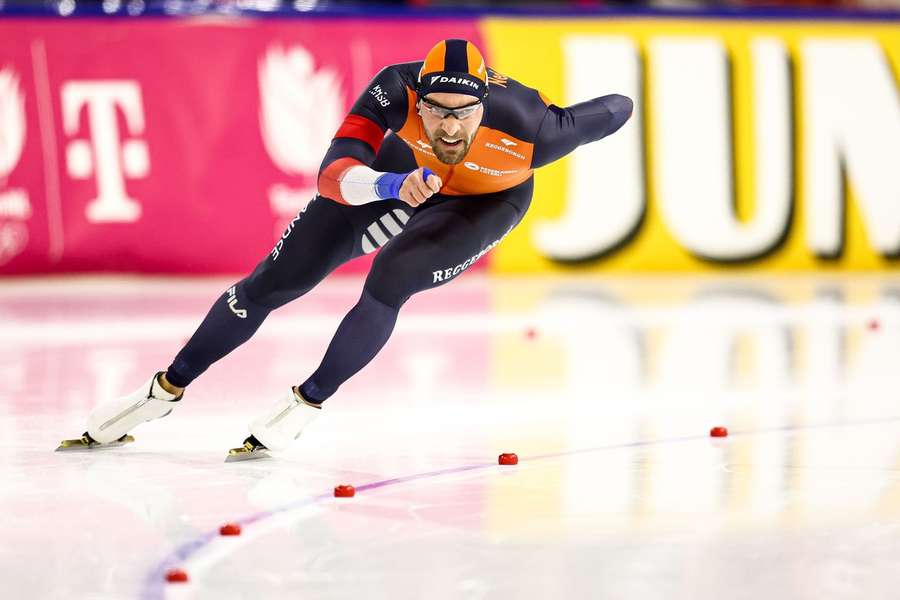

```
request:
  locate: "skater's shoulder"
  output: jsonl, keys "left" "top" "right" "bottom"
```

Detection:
{"left": 482, "top": 69, "right": 552, "bottom": 143}
{"left": 374, "top": 61, "right": 423, "bottom": 93}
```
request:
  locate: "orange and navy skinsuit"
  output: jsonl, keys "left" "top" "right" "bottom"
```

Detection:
{"left": 317, "top": 61, "right": 632, "bottom": 208}
{"left": 164, "top": 61, "right": 632, "bottom": 404}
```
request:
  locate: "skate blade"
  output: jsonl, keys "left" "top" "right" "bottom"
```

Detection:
{"left": 56, "top": 434, "right": 135, "bottom": 452}
{"left": 225, "top": 444, "right": 271, "bottom": 463}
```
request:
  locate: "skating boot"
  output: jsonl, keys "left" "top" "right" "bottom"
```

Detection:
{"left": 226, "top": 387, "right": 321, "bottom": 462}
{"left": 57, "top": 372, "right": 182, "bottom": 451}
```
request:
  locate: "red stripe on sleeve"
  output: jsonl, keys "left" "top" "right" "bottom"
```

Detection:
{"left": 317, "top": 157, "right": 363, "bottom": 205}
{"left": 334, "top": 114, "right": 385, "bottom": 154}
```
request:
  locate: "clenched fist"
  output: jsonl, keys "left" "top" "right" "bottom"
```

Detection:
{"left": 399, "top": 167, "right": 442, "bottom": 207}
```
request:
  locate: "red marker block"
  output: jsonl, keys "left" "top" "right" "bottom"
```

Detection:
{"left": 334, "top": 484, "right": 355, "bottom": 498}
{"left": 165, "top": 568, "right": 189, "bottom": 583}
{"left": 868, "top": 319, "right": 880, "bottom": 331}
{"left": 498, "top": 453, "right": 518, "bottom": 465}
{"left": 524, "top": 328, "right": 537, "bottom": 340}
{"left": 710, "top": 426, "right": 729, "bottom": 438}
{"left": 219, "top": 523, "right": 241, "bottom": 536}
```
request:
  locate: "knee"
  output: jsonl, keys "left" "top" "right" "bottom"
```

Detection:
{"left": 243, "top": 260, "right": 322, "bottom": 309}
{"left": 217, "top": 277, "right": 270, "bottom": 319}
{"left": 363, "top": 268, "right": 410, "bottom": 310}
{"left": 364, "top": 238, "right": 444, "bottom": 309}
{"left": 242, "top": 266, "right": 286, "bottom": 308}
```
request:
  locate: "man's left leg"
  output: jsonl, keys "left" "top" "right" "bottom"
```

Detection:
{"left": 302, "top": 195, "right": 526, "bottom": 403}
{"left": 243, "top": 179, "right": 534, "bottom": 454}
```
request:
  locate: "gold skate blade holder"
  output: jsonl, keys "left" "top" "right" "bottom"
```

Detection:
{"left": 225, "top": 439, "right": 270, "bottom": 463}
{"left": 56, "top": 433, "right": 135, "bottom": 452}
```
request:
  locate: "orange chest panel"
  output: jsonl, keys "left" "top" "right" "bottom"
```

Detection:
{"left": 394, "top": 91, "right": 534, "bottom": 196}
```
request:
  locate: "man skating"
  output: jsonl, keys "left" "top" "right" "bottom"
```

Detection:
{"left": 59, "top": 39, "right": 632, "bottom": 460}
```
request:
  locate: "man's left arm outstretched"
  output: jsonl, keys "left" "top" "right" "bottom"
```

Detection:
{"left": 531, "top": 94, "right": 634, "bottom": 169}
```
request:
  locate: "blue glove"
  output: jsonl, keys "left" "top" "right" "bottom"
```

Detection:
{"left": 375, "top": 168, "right": 436, "bottom": 200}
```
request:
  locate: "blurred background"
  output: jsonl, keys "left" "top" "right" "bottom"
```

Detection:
{"left": 2, "top": 3, "right": 900, "bottom": 599}
{"left": 3, "top": 0, "right": 900, "bottom": 14}
{"left": 1, "top": 0, "right": 898, "bottom": 276}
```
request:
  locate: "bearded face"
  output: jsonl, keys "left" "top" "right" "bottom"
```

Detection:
{"left": 418, "top": 93, "right": 484, "bottom": 165}
{"left": 425, "top": 125, "right": 473, "bottom": 164}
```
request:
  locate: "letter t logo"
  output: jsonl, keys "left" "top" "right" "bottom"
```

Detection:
{"left": 62, "top": 81, "right": 150, "bottom": 222}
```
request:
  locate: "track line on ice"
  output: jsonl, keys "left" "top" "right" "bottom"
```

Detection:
{"left": 140, "top": 415, "right": 900, "bottom": 600}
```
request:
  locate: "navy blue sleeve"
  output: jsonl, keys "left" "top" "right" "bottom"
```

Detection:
{"left": 319, "top": 65, "right": 411, "bottom": 173}
{"left": 344, "top": 65, "right": 411, "bottom": 133}
{"left": 531, "top": 94, "right": 633, "bottom": 169}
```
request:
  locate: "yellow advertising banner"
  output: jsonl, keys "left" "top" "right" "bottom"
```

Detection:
{"left": 481, "top": 18, "right": 900, "bottom": 272}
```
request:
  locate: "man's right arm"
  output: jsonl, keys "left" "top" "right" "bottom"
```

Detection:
{"left": 317, "top": 66, "right": 430, "bottom": 206}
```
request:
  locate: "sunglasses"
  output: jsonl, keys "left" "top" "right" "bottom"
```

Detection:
{"left": 419, "top": 98, "right": 483, "bottom": 121}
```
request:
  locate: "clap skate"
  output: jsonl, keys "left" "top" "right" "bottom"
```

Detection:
{"left": 225, "top": 434, "right": 271, "bottom": 462}
{"left": 56, "top": 371, "right": 182, "bottom": 452}
{"left": 225, "top": 386, "right": 321, "bottom": 462}
{"left": 56, "top": 432, "right": 135, "bottom": 451}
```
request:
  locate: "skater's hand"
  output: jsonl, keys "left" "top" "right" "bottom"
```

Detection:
{"left": 399, "top": 168, "right": 442, "bottom": 207}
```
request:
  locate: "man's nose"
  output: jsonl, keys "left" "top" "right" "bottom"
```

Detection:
{"left": 442, "top": 118, "right": 461, "bottom": 136}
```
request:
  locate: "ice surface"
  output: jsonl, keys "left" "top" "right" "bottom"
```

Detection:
{"left": 1, "top": 274, "right": 898, "bottom": 599}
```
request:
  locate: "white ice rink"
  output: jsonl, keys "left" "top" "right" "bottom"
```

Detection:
{"left": 1, "top": 274, "right": 899, "bottom": 599}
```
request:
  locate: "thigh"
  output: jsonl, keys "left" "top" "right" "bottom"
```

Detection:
{"left": 244, "top": 195, "right": 409, "bottom": 307}
{"left": 364, "top": 178, "right": 533, "bottom": 307}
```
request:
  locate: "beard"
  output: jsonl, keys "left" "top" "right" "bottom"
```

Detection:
{"left": 427, "top": 129, "right": 472, "bottom": 165}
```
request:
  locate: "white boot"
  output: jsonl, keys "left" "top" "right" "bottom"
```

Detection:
{"left": 86, "top": 372, "right": 182, "bottom": 443}
{"left": 226, "top": 387, "right": 321, "bottom": 461}
{"left": 250, "top": 387, "right": 321, "bottom": 451}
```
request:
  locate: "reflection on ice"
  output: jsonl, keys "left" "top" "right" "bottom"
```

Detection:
{"left": 0, "top": 275, "right": 898, "bottom": 599}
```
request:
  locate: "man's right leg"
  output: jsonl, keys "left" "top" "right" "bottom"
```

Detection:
{"left": 77, "top": 196, "right": 405, "bottom": 447}
{"left": 165, "top": 196, "right": 360, "bottom": 388}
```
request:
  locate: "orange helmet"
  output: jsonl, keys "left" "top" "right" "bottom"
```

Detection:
{"left": 417, "top": 39, "right": 488, "bottom": 100}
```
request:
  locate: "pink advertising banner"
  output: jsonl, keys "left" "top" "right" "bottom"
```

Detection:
{"left": 0, "top": 18, "right": 483, "bottom": 274}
